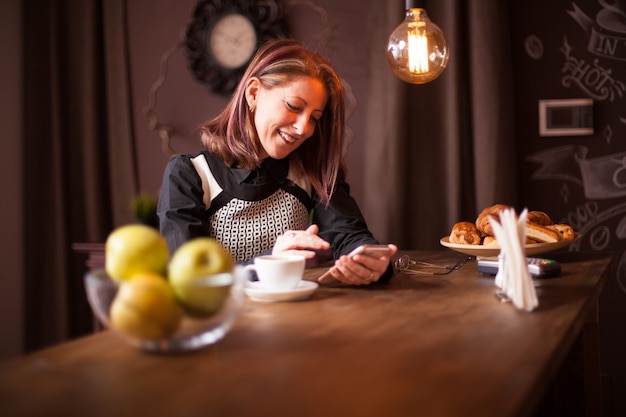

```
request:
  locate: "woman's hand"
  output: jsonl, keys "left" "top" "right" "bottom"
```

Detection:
{"left": 326, "top": 244, "right": 398, "bottom": 285}
{"left": 273, "top": 224, "right": 330, "bottom": 259}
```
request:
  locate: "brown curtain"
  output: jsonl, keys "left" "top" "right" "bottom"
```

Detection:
{"left": 363, "top": 0, "right": 517, "bottom": 249}
{"left": 23, "top": 0, "right": 137, "bottom": 351}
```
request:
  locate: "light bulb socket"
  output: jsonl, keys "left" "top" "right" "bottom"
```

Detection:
{"left": 406, "top": 0, "right": 425, "bottom": 10}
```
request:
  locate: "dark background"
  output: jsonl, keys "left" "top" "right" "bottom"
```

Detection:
{"left": 511, "top": 2, "right": 626, "bottom": 415}
{"left": 1, "top": 0, "right": 625, "bottom": 415}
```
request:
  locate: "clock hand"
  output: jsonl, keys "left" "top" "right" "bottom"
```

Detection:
{"left": 213, "top": 30, "right": 238, "bottom": 44}
{"left": 233, "top": 30, "right": 254, "bottom": 42}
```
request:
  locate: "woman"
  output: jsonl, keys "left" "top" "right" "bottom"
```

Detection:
{"left": 157, "top": 39, "right": 396, "bottom": 285}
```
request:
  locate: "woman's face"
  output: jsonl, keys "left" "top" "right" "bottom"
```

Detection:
{"left": 250, "top": 75, "right": 328, "bottom": 160}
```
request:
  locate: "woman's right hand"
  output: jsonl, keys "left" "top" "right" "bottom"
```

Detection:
{"left": 272, "top": 224, "right": 330, "bottom": 260}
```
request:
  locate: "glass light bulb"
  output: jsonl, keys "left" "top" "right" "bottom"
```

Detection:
{"left": 387, "top": 8, "right": 450, "bottom": 84}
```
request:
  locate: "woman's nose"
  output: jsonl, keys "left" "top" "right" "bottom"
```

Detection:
{"left": 293, "top": 115, "right": 313, "bottom": 137}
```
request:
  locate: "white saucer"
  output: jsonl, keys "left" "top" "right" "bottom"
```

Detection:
{"left": 245, "top": 280, "right": 318, "bottom": 302}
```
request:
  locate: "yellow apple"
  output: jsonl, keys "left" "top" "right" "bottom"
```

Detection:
{"left": 168, "top": 238, "right": 234, "bottom": 317}
{"left": 172, "top": 273, "right": 233, "bottom": 318}
{"left": 110, "top": 272, "right": 182, "bottom": 340}
{"left": 105, "top": 224, "right": 169, "bottom": 282}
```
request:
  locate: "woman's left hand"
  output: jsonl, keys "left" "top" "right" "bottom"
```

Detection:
{"left": 327, "top": 244, "right": 398, "bottom": 285}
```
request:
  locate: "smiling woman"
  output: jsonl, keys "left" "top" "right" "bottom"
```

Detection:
{"left": 157, "top": 39, "right": 397, "bottom": 286}
{"left": 246, "top": 75, "right": 327, "bottom": 160}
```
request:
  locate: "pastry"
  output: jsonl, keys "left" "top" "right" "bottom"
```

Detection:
{"left": 475, "top": 204, "right": 512, "bottom": 236}
{"left": 447, "top": 204, "right": 576, "bottom": 247}
{"left": 527, "top": 211, "right": 552, "bottom": 226}
{"left": 526, "top": 221, "right": 561, "bottom": 243}
{"left": 449, "top": 221, "right": 482, "bottom": 245}
{"left": 483, "top": 236, "right": 498, "bottom": 246}
{"left": 546, "top": 224, "right": 575, "bottom": 240}
{"left": 483, "top": 235, "right": 536, "bottom": 246}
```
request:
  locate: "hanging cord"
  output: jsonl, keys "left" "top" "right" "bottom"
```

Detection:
{"left": 143, "top": 26, "right": 187, "bottom": 158}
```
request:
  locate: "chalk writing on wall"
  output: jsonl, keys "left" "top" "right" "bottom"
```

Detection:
{"left": 524, "top": 1, "right": 626, "bottom": 296}
{"left": 529, "top": 145, "right": 626, "bottom": 200}
{"left": 561, "top": 39, "right": 625, "bottom": 101}
{"left": 524, "top": 35, "right": 544, "bottom": 60}
{"left": 568, "top": 1, "right": 626, "bottom": 62}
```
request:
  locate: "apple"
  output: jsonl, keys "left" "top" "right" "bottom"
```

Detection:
{"left": 172, "top": 273, "right": 233, "bottom": 318}
{"left": 105, "top": 224, "right": 169, "bottom": 282}
{"left": 168, "top": 238, "right": 234, "bottom": 317}
{"left": 110, "top": 272, "right": 182, "bottom": 340}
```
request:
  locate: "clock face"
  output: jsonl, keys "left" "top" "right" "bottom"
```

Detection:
{"left": 209, "top": 14, "right": 258, "bottom": 69}
{"left": 185, "top": 0, "right": 289, "bottom": 95}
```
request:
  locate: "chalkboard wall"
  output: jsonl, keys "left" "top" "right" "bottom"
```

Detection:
{"left": 511, "top": 1, "right": 626, "bottom": 415}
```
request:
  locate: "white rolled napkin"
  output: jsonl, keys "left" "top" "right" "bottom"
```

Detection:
{"left": 489, "top": 208, "right": 538, "bottom": 312}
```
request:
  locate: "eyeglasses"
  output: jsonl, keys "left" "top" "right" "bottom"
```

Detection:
{"left": 394, "top": 255, "right": 472, "bottom": 275}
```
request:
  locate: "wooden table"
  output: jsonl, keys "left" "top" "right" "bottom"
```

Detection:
{"left": 0, "top": 250, "right": 612, "bottom": 417}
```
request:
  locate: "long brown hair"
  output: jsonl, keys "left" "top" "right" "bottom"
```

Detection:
{"left": 199, "top": 39, "right": 345, "bottom": 205}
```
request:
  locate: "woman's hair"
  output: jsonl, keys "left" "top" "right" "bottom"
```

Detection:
{"left": 199, "top": 39, "right": 346, "bottom": 206}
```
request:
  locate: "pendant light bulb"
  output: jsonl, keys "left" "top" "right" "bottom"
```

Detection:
{"left": 387, "top": 1, "right": 450, "bottom": 84}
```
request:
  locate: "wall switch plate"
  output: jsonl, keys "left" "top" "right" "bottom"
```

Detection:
{"left": 539, "top": 98, "right": 593, "bottom": 137}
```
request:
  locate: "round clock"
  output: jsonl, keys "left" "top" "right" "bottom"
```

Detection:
{"left": 209, "top": 14, "right": 257, "bottom": 69}
{"left": 186, "top": 0, "right": 290, "bottom": 96}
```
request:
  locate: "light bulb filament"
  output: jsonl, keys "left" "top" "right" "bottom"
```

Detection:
{"left": 408, "top": 30, "right": 429, "bottom": 73}
{"left": 386, "top": 7, "right": 450, "bottom": 84}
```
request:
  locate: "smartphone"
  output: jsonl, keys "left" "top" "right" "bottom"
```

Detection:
{"left": 477, "top": 257, "right": 561, "bottom": 279}
{"left": 317, "top": 245, "right": 391, "bottom": 284}
{"left": 348, "top": 244, "right": 391, "bottom": 259}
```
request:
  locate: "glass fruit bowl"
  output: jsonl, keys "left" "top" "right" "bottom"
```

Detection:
{"left": 84, "top": 267, "right": 245, "bottom": 353}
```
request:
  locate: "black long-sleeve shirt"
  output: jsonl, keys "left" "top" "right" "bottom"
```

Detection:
{"left": 157, "top": 151, "right": 392, "bottom": 279}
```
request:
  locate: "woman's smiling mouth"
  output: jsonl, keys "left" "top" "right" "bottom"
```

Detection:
{"left": 279, "top": 130, "right": 298, "bottom": 144}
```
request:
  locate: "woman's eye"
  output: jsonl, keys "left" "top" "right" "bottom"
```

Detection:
{"left": 286, "top": 101, "right": 319, "bottom": 124}
{"left": 286, "top": 102, "right": 300, "bottom": 112}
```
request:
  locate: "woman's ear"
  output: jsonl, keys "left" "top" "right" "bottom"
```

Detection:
{"left": 244, "top": 77, "right": 260, "bottom": 110}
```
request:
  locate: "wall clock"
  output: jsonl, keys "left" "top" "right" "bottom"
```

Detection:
{"left": 186, "top": 0, "right": 290, "bottom": 96}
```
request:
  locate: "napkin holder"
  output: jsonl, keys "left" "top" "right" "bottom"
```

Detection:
{"left": 490, "top": 208, "right": 538, "bottom": 312}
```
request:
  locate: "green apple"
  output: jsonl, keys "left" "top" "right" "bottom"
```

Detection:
{"left": 110, "top": 272, "right": 182, "bottom": 340}
{"left": 168, "top": 238, "right": 234, "bottom": 318}
{"left": 105, "top": 224, "right": 169, "bottom": 282}
{"left": 172, "top": 273, "right": 233, "bottom": 318}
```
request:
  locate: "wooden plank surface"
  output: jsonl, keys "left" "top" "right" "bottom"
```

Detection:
{"left": 0, "top": 251, "right": 612, "bottom": 417}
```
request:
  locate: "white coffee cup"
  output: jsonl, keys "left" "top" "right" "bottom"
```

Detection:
{"left": 244, "top": 255, "right": 305, "bottom": 291}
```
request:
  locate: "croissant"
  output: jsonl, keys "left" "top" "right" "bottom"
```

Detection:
{"left": 527, "top": 211, "right": 552, "bottom": 226}
{"left": 475, "top": 204, "right": 512, "bottom": 236}
{"left": 449, "top": 221, "right": 482, "bottom": 245}
{"left": 448, "top": 204, "right": 576, "bottom": 246}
